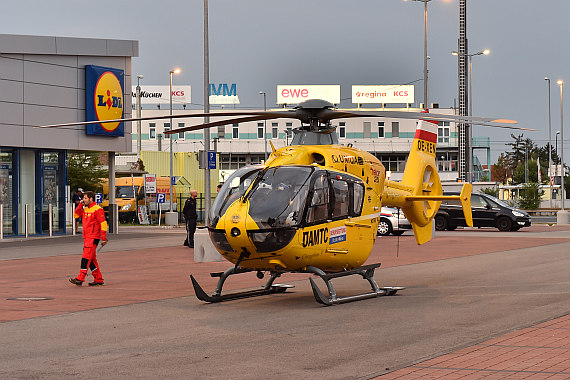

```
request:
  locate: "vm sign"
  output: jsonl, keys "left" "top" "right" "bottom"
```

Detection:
{"left": 209, "top": 83, "right": 240, "bottom": 105}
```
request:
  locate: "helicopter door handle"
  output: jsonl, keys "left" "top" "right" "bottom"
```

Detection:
{"left": 326, "top": 248, "right": 348, "bottom": 255}
{"left": 345, "top": 222, "right": 371, "bottom": 228}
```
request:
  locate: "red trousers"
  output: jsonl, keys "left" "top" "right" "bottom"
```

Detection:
{"left": 76, "top": 238, "right": 103, "bottom": 282}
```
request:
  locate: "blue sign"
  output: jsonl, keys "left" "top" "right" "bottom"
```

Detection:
{"left": 208, "top": 151, "right": 216, "bottom": 169}
{"left": 157, "top": 193, "right": 166, "bottom": 204}
{"left": 85, "top": 65, "right": 125, "bottom": 137}
{"left": 171, "top": 176, "right": 176, "bottom": 186}
{"left": 95, "top": 193, "right": 103, "bottom": 204}
{"left": 209, "top": 83, "right": 237, "bottom": 96}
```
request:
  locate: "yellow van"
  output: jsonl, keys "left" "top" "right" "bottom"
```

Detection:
{"left": 101, "top": 176, "right": 176, "bottom": 223}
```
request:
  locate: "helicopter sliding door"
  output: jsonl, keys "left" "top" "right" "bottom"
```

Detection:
{"left": 300, "top": 170, "right": 370, "bottom": 270}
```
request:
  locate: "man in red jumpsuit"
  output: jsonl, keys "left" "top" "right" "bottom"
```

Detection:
{"left": 69, "top": 191, "right": 108, "bottom": 286}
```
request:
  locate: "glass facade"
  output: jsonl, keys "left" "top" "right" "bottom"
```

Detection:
{"left": 0, "top": 148, "right": 66, "bottom": 237}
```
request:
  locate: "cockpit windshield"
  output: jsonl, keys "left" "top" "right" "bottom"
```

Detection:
{"left": 209, "top": 166, "right": 262, "bottom": 228}
{"left": 247, "top": 166, "right": 314, "bottom": 229}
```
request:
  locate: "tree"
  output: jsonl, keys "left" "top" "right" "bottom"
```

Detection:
{"left": 519, "top": 182, "right": 544, "bottom": 210}
{"left": 505, "top": 133, "right": 536, "bottom": 168}
{"left": 67, "top": 152, "right": 108, "bottom": 193}
{"left": 479, "top": 187, "right": 499, "bottom": 198}
{"left": 491, "top": 153, "right": 510, "bottom": 184}
{"left": 512, "top": 159, "right": 539, "bottom": 185}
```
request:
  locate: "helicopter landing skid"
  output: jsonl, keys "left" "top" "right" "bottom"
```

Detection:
{"left": 190, "top": 267, "right": 293, "bottom": 303}
{"left": 304, "top": 264, "right": 404, "bottom": 306}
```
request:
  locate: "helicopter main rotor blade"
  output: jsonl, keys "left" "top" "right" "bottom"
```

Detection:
{"left": 34, "top": 110, "right": 295, "bottom": 129}
{"left": 328, "top": 110, "right": 522, "bottom": 128}
{"left": 164, "top": 114, "right": 287, "bottom": 134}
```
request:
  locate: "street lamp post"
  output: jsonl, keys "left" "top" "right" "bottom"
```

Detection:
{"left": 452, "top": 49, "right": 489, "bottom": 183}
{"left": 259, "top": 91, "right": 267, "bottom": 160}
{"left": 409, "top": 0, "right": 431, "bottom": 109}
{"left": 556, "top": 131, "right": 560, "bottom": 166}
{"left": 136, "top": 75, "right": 143, "bottom": 158}
{"left": 556, "top": 80, "right": 567, "bottom": 224}
{"left": 545, "top": 78, "right": 553, "bottom": 208}
{"left": 167, "top": 68, "right": 181, "bottom": 224}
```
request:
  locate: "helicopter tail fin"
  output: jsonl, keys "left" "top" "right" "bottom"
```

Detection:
{"left": 383, "top": 113, "right": 473, "bottom": 244}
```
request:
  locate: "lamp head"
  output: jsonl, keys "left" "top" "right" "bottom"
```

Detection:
{"left": 171, "top": 68, "right": 181, "bottom": 75}
{"left": 137, "top": 75, "right": 144, "bottom": 79}
{"left": 451, "top": 51, "right": 459, "bottom": 56}
{"left": 482, "top": 49, "right": 490, "bottom": 55}
{"left": 557, "top": 80, "right": 564, "bottom": 86}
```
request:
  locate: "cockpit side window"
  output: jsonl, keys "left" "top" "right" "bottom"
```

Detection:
{"left": 331, "top": 179, "right": 350, "bottom": 219}
{"left": 209, "top": 166, "right": 261, "bottom": 227}
{"left": 306, "top": 174, "right": 330, "bottom": 224}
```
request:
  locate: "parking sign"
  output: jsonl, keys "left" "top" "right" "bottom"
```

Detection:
{"left": 157, "top": 193, "right": 166, "bottom": 204}
{"left": 208, "top": 151, "right": 216, "bottom": 169}
{"left": 95, "top": 193, "right": 103, "bottom": 204}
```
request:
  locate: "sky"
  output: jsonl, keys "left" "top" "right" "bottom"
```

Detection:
{"left": 2, "top": 0, "right": 570, "bottom": 162}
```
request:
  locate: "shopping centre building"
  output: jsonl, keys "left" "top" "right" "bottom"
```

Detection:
{"left": 0, "top": 33, "right": 137, "bottom": 237}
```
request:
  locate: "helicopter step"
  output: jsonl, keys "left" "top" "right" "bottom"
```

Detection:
{"left": 190, "top": 266, "right": 294, "bottom": 303}
{"left": 305, "top": 264, "right": 405, "bottom": 306}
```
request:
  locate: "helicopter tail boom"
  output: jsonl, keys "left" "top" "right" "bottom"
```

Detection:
{"left": 382, "top": 116, "right": 473, "bottom": 244}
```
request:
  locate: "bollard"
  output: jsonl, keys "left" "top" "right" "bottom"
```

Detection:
{"left": 49, "top": 204, "right": 53, "bottom": 237}
{"left": 25, "top": 204, "right": 29, "bottom": 238}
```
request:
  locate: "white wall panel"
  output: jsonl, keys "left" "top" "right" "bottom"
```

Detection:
{"left": 0, "top": 101, "right": 23, "bottom": 125}
{"left": 0, "top": 79, "right": 23, "bottom": 103}
{"left": 24, "top": 82, "right": 78, "bottom": 108}
{"left": 24, "top": 60, "right": 78, "bottom": 88}
{"left": 0, "top": 55, "right": 23, "bottom": 81}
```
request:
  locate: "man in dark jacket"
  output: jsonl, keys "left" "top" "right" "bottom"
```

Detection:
{"left": 183, "top": 189, "right": 198, "bottom": 248}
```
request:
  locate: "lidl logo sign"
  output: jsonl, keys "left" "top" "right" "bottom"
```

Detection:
{"left": 85, "top": 65, "right": 125, "bottom": 137}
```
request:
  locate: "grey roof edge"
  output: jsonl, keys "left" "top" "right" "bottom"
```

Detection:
{"left": 0, "top": 34, "right": 138, "bottom": 57}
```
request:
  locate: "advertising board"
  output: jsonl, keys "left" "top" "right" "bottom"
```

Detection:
{"left": 131, "top": 85, "right": 191, "bottom": 105}
{"left": 277, "top": 85, "right": 340, "bottom": 104}
{"left": 351, "top": 85, "right": 414, "bottom": 104}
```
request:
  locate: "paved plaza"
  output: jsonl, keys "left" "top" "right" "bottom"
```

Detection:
{"left": 1, "top": 225, "right": 569, "bottom": 379}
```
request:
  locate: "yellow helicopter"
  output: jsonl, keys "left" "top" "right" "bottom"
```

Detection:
{"left": 39, "top": 99, "right": 525, "bottom": 305}
{"left": 160, "top": 99, "right": 523, "bottom": 305}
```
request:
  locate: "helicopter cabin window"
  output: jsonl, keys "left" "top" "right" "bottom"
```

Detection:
{"left": 163, "top": 123, "right": 170, "bottom": 139}
{"left": 363, "top": 122, "right": 371, "bottom": 139}
{"left": 178, "top": 123, "right": 185, "bottom": 140}
{"left": 353, "top": 182, "right": 364, "bottom": 215}
{"left": 339, "top": 122, "right": 346, "bottom": 139}
{"left": 272, "top": 123, "right": 278, "bottom": 139}
{"left": 331, "top": 179, "right": 350, "bottom": 219}
{"left": 378, "top": 122, "right": 385, "bottom": 138}
{"left": 257, "top": 123, "right": 264, "bottom": 139}
{"left": 232, "top": 124, "right": 239, "bottom": 139}
{"left": 391, "top": 122, "right": 399, "bottom": 138}
{"left": 306, "top": 173, "right": 330, "bottom": 224}
{"left": 149, "top": 123, "right": 156, "bottom": 140}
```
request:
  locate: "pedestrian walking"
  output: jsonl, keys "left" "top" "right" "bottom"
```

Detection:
{"left": 72, "top": 188, "right": 83, "bottom": 233}
{"left": 183, "top": 189, "right": 198, "bottom": 248}
{"left": 69, "top": 191, "right": 108, "bottom": 286}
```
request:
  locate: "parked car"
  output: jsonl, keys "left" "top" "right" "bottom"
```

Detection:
{"left": 435, "top": 192, "right": 532, "bottom": 232}
{"left": 377, "top": 207, "right": 413, "bottom": 236}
